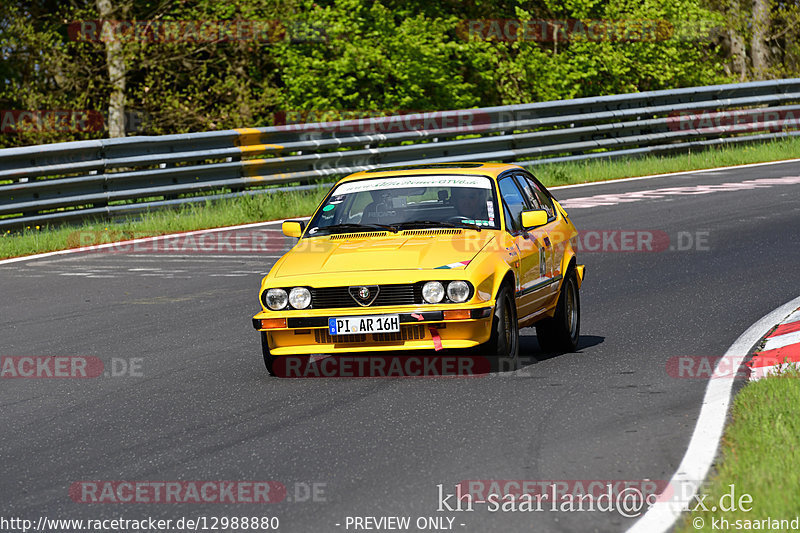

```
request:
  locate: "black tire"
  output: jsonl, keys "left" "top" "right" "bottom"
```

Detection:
{"left": 535, "top": 269, "right": 580, "bottom": 353}
{"left": 261, "top": 332, "right": 281, "bottom": 376}
{"left": 480, "top": 284, "right": 519, "bottom": 360}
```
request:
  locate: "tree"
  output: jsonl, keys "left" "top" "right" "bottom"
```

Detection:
{"left": 750, "top": 0, "right": 771, "bottom": 79}
{"left": 2, "top": 0, "right": 796, "bottom": 149}
{"left": 96, "top": 0, "right": 128, "bottom": 137}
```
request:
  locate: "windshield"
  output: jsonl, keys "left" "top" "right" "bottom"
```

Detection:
{"left": 306, "top": 174, "right": 499, "bottom": 236}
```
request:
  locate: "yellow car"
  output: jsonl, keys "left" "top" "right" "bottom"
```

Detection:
{"left": 252, "top": 163, "right": 585, "bottom": 375}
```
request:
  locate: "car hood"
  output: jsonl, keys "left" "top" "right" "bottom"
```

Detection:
{"left": 274, "top": 232, "right": 495, "bottom": 276}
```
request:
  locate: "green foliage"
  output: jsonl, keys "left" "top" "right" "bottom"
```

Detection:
{"left": 485, "top": 0, "right": 730, "bottom": 102}
{"left": 0, "top": 0, "right": 774, "bottom": 148}
{"left": 126, "top": 0, "right": 288, "bottom": 133}
{"left": 274, "top": 0, "right": 485, "bottom": 113}
{"left": 0, "top": 2, "right": 106, "bottom": 146}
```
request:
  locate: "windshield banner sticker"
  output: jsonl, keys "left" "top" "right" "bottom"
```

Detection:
{"left": 336, "top": 175, "right": 492, "bottom": 195}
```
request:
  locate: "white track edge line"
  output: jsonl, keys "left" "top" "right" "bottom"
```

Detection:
{"left": 626, "top": 295, "right": 800, "bottom": 533}
{"left": 550, "top": 157, "right": 800, "bottom": 190}
{"left": 0, "top": 217, "right": 310, "bottom": 266}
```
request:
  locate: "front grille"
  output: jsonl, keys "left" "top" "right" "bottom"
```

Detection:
{"left": 314, "top": 325, "right": 427, "bottom": 344}
{"left": 314, "top": 330, "right": 367, "bottom": 344}
{"left": 311, "top": 284, "right": 418, "bottom": 309}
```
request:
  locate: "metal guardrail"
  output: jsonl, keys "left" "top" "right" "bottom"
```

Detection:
{"left": 2, "top": 78, "right": 800, "bottom": 229}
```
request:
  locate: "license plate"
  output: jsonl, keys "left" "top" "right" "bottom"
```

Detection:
{"left": 328, "top": 314, "right": 400, "bottom": 335}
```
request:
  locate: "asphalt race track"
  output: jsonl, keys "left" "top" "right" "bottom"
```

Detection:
{"left": 2, "top": 161, "right": 799, "bottom": 533}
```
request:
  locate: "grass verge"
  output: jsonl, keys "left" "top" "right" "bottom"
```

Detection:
{"left": 3, "top": 136, "right": 800, "bottom": 260}
{"left": 0, "top": 188, "right": 327, "bottom": 260}
{"left": 678, "top": 369, "right": 800, "bottom": 532}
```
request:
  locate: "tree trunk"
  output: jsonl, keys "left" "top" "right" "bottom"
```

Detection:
{"left": 751, "top": 0, "right": 771, "bottom": 79}
{"left": 96, "top": 0, "right": 127, "bottom": 137}
{"left": 723, "top": 0, "right": 747, "bottom": 80}
{"left": 729, "top": 29, "right": 747, "bottom": 80}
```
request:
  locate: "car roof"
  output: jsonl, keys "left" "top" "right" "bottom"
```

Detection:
{"left": 338, "top": 162, "right": 524, "bottom": 183}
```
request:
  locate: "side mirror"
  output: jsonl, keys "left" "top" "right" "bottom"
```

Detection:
{"left": 521, "top": 209, "right": 548, "bottom": 229}
{"left": 282, "top": 220, "right": 306, "bottom": 238}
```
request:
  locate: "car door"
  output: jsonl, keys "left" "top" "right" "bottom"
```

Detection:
{"left": 516, "top": 171, "right": 565, "bottom": 309}
{"left": 497, "top": 175, "right": 544, "bottom": 320}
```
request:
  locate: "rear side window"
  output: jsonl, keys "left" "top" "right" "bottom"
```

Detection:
{"left": 514, "top": 174, "right": 541, "bottom": 210}
{"left": 523, "top": 175, "right": 555, "bottom": 219}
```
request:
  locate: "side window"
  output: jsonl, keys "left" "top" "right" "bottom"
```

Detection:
{"left": 514, "top": 174, "right": 541, "bottom": 210}
{"left": 498, "top": 177, "right": 529, "bottom": 234}
{"left": 502, "top": 199, "right": 516, "bottom": 233}
{"left": 524, "top": 175, "right": 556, "bottom": 219}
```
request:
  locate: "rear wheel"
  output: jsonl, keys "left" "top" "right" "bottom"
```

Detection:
{"left": 535, "top": 269, "right": 580, "bottom": 353}
{"left": 261, "top": 332, "right": 281, "bottom": 376}
{"left": 480, "top": 284, "right": 519, "bottom": 360}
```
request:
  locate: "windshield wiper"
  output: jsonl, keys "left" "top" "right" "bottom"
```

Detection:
{"left": 315, "top": 223, "right": 399, "bottom": 235}
{"left": 396, "top": 220, "right": 482, "bottom": 232}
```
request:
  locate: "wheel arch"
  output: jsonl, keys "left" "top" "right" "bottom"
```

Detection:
{"left": 560, "top": 250, "right": 583, "bottom": 290}
{"left": 487, "top": 266, "right": 516, "bottom": 305}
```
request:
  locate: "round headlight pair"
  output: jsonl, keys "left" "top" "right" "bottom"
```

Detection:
{"left": 264, "top": 287, "right": 311, "bottom": 310}
{"left": 422, "top": 281, "right": 471, "bottom": 304}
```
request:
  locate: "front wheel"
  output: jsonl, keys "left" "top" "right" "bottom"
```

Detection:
{"left": 480, "top": 284, "right": 519, "bottom": 360}
{"left": 535, "top": 269, "right": 580, "bottom": 353}
{"left": 261, "top": 332, "right": 281, "bottom": 376}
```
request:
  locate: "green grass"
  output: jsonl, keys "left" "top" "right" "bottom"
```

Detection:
{"left": 678, "top": 370, "right": 800, "bottom": 532}
{"left": 2, "top": 136, "right": 800, "bottom": 260}
{"left": 0, "top": 188, "right": 328, "bottom": 259}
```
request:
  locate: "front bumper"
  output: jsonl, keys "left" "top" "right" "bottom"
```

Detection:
{"left": 253, "top": 306, "right": 494, "bottom": 355}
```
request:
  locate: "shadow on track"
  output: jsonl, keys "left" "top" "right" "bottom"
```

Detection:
{"left": 260, "top": 334, "right": 606, "bottom": 378}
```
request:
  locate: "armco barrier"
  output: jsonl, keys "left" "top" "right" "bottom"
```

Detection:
{"left": 2, "top": 78, "right": 800, "bottom": 229}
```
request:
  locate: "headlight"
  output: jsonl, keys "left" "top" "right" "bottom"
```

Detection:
{"left": 289, "top": 287, "right": 311, "bottom": 309}
{"left": 422, "top": 281, "right": 445, "bottom": 304}
{"left": 447, "top": 281, "right": 471, "bottom": 303}
{"left": 264, "top": 288, "right": 288, "bottom": 310}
